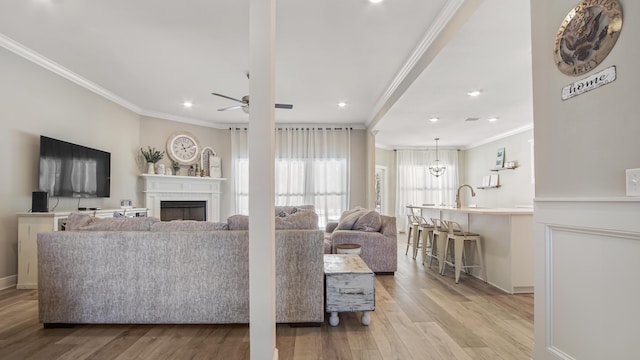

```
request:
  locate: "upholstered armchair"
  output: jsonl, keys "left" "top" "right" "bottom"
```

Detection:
{"left": 325, "top": 208, "right": 397, "bottom": 274}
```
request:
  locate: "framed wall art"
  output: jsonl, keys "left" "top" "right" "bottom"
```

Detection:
{"left": 495, "top": 147, "right": 505, "bottom": 169}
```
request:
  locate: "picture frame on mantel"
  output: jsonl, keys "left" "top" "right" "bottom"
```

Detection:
{"left": 495, "top": 147, "right": 505, "bottom": 169}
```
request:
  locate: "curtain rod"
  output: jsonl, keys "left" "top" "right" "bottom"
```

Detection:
{"left": 393, "top": 148, "right": 461, "bottom": 151}
{"left": 229, "top": 127, "right": 353, "bottom": 131}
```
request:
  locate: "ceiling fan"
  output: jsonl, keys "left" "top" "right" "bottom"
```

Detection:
{"left": 212, "top": 73, "right": 293, "bottom": 113}
{"left": 211, "top": 93, "right": 293, "bottom": 114}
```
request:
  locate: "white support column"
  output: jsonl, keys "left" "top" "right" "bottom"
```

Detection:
{"left": 248, "top": 0, "right": 277, "bottom": 359}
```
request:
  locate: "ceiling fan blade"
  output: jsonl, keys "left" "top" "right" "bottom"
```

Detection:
{"left": 275, "top": 103, "right": 294, "bottom": 109}
{"left": 211, "top": 93, "right": 246, "bottom": 104}
{"left": 217, "top": 105, "right": 245, "bottom": 111}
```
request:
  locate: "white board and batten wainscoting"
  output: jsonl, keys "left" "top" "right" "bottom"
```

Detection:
{"left": 141, "top": 174, "right": 225, "bottom": 222}
{"left": 534, "top": 198, "right": 640, "bottom": 360}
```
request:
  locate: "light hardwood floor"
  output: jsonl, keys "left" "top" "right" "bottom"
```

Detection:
{"left": 0, "top": 239, "right": 533, "bottom": 360}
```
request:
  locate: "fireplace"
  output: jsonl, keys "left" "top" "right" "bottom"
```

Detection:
{"left": 161, "top": 201, "right": 206, "bottom": 221}
{"left": 141, "top": 174, "right": 225, "bottom": 222}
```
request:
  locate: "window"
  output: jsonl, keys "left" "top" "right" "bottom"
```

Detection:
{"left": 396, "top": 149, "right": 459, "bottom": 230}
{"left": 231, "top": 128, "right": 351, "bottom": 227}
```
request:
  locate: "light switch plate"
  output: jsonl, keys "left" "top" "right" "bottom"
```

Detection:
{"left": 626, "top": 168, "right": 640, "bottom": 197}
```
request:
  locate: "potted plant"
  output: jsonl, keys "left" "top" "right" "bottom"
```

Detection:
{"left": 172, "top": 161, "right": 181, "bottom": 176}
{"left": 140, "top": 146, "right": 164, "bottom": 174}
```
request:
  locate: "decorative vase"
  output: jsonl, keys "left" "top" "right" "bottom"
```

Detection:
{"left": 157, "top": 164, "right": 165, "bottom": 175}
{"left": 147, "top": 162, "right": 155, "bottom": 174}
{"left": 173, "top": 167, "right": 180, "bottom": 176}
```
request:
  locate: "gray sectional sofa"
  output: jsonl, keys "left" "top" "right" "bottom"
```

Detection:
{"left": 37, "top": 208, "right": 324, "bottom": 326}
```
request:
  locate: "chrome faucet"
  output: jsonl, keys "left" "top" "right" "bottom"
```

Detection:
{"left": 455, "top": 184, "right": 476, "bottom": 208}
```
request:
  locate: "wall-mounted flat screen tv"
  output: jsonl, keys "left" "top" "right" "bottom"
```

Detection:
{"left": 38, "top": 136, "right": 111, "bottom": 198}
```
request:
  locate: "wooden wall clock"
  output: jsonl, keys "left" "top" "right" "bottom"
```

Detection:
{"left": 166, "top": 131, "right": 201, "bottom": 165}
{"left": 553, "top": 0, "right": 623, "bottom": 76}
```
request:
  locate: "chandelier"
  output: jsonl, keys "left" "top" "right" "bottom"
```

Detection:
{"left": 429, "top": 137, "right": 446, "bottom": 177}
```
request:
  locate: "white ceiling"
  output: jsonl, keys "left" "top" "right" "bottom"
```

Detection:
{"left": 0, "top": 0, "right": 533, "bottom": 150}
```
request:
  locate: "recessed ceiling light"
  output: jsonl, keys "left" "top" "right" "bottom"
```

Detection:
{"left": 487, "top": 117, "right": 498, "bottom": 122}
{"left": 337, "top": 102, "right": 347, "bottom": 108}
{"left": 467, "top": 90, "right": 482, "bottom": 97}
{"left": 183, "top": 101, "right": 193, "bottom": 108}
{"left": 428, "top": 117, "right": 439, "bottom": 122}
{"left": 369, "top": 0, "right": 384, "bottom": 3}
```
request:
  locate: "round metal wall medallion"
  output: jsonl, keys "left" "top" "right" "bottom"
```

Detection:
{"left": 553, "top": 0, "right": 623, "bottom": 76}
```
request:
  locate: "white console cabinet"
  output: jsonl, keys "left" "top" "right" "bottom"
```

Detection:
{"left": 16, "top": 208, "right": 148, "bottom": 289}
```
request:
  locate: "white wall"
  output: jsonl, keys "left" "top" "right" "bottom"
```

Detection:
{"left": 0, "top": 47, "right": 141, "bottom": 284}
{"left": 464, "top": 129, "right": 534, "bottom": 208}
{"left": 532, "top": 1, "right": 640, "bottom": 359}
{"left": 374, "top": 148, "right": 397, "bottom": 216}
{"left": 349, "top": 130, "right": 368, "bottom": 209}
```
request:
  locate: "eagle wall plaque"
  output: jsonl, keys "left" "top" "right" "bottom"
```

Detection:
{"left": 554, "top": 0, "right": 623, "bottom": 76}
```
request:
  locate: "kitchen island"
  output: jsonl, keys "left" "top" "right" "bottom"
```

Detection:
{"left": 417, "top": 205, "right": 533, "bottom": 294}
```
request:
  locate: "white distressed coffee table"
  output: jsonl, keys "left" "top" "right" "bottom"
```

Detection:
{"left": 323, "top": 254, "right": 375, "bottom": 326}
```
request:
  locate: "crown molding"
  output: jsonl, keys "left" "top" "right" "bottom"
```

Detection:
{"left": 366, "top": 0, "right": 481, "bottom": 128}
{"left": 139, "top": 110, "right": 228, "bottom": 129}
{"left": 0, "top": 33, "right": 142, "bottom": 114}
{"left": 464, "top": 123, "right": 533, "bottom": 150}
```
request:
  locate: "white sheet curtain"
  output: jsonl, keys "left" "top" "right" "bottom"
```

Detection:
{"left": 230, "top": 128, "right": 351, "bottom": 227}
{"left": 395, "top": 149, "right": 459, "bottom": 230}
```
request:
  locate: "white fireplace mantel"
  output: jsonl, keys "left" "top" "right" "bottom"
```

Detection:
{"left": 141, "top": 174, "right": 226, "bottom": 221}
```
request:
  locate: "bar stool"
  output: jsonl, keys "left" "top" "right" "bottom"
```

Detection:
{"left": 418, "top": 216, "right": 436, "bottom": 264}
{"left": 441, "top": 220, "right": 486, "bottom": 284}
{"left": 427, "top": 218, "right": 448, "bottom": 271}
{"left": 404, "top": 206, "right": 421, "bottom": 258}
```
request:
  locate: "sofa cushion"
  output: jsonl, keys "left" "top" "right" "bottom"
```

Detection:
{"left": 274, "top": 205, "right": 314, "bottom": 217}
{"left": 275, "top": 210, "right": 320, "bottom": 229}
{"left": 64, "top": 213, "right": 94, "bottom": 230}
{"left": 229, "top": 209, "right": 319, "bottom": 230}
{"left": 73, "top": 216, "right": 159, "bottom": 231}
{"left": 325, "top": 222, "right": 338, "bottom": 233}
{"left": 227, "top": 215, "right": 249, "bottom": 230}
{"left": 151, "top": 220, "right": 229, "bottom": 232}
{"left": 353, "top": 210, "right": 382, "bottom": 232}
{"left": 323, "top": 236, "right": 332, "bottom": 254}
{"left": 336, "top": 209, "right": 365, "bottom": 230}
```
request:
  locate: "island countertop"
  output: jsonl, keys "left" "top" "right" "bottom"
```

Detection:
{"left": 413, "top": 204, "right": 534, "bottom": 294}
{"left": 415, "top": 205, "right": 533, "bottom": 215}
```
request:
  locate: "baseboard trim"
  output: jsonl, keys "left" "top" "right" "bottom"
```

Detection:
{"left": 0, "top": 275, "right": 17, "bottom": 290}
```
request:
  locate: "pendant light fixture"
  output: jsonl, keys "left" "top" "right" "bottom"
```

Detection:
{"left": 429, "top": 138, "right": 446, "bottom": 177}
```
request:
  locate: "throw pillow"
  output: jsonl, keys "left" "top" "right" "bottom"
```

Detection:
{"left": 336, "top": 209, "right": 365, "bottom": 230}
{"left": 338, "top": 206, "right": 365, "bottom": 222}
{"left": 353, "top": 210, "right": 382, "bottom": 232}
{"left": 325, "top": 222, "right": 338, "bottom": 233}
